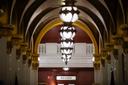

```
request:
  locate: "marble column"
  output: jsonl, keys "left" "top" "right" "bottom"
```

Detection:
{"left": 0, "top": 37, "right": 17, "bottom": 85}
{"left": 125, "top": 53, "right": 128, "bottom": 84}
{"left": 17, "top": 55, "right": 24, "bottom": 85}
{"left": 112, "top": 49, "right": 123, "bottom": 85}
{"left": 94, "top": 69, "right": 102, "bottom": 85}
{"left": 0, "top": 37, "right": 8, "bottom": 85}
{"left": 26, "top": 64, "right": 30, "bottom": 85}
{"left": 7, "top": 46, "right": 17, "bottom": 85}
{"left": 101, "top": 62, "right": 109, "bottom": 85}
{"left": 30, "top": 67, "right": 38, "bottom": 85}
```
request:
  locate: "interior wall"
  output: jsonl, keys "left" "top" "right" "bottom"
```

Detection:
{"left": 41, "top": 26, "right": 92, "bottom": 43}
{"left": 38, "top": 68, "right": 94, "bottom": 85}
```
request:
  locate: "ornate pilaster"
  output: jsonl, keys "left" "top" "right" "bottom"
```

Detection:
{"left": 20, "top": 43, "right": 28, "bottom": 64}
{"left": 120, "top": 24, "right": 128, "bottom": 85}
{"left": 105, "top": 43, "right": 114, "bottom": 64}
{"left": 120, "top": 24, "right": 128, "bottom": 54}
{"left": 0, "top": 25, "right": 14, "bottom": 54}
{"left": 6, "top": 34, "right": 23, "bottom": 55}
{"left": 26, "top": 49, "right": 32, "bottom": 67}
{"left": 100, "top": 49, "right": 108, "bottom": 67}
{"left": 32, "top": 53, "right": 39, "bottom": 70}
{"left": 93, "top": 53, "right": 101, "bottom": 70}
{"left": 93, "top": 54, "right": 102, "bottom": 85}
{"left": 11, "top": 34, "right": 23, "bottom": 46}
{"left": 0, "top": 25, "right": 13, "bottom": 38}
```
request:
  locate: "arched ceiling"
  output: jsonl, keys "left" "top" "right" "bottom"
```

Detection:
{"left": 0, "top": 0, "right": 127, "bottom": 53}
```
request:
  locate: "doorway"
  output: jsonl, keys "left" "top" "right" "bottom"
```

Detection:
{"left": 57, "top": 82, "right": 76, "bottom": 85}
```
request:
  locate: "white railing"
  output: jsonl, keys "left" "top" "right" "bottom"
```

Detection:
{"left": 38, "top": 43, "right": 94, "bottom": 67}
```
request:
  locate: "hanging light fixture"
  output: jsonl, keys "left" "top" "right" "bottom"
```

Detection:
{"left": 61, "top": 39, "right": 74, "bottom": 48}
{"left": 59, "top": 0, "right": 79, "bottom": 65}
{"left": 61, "top": 53, "right": 72, "bottom": 59}
{"left": 60, "top": 25, "right": 76, "bottom": 39}
{"left": 63, "top": 67, "right": 69, "bottom": 71}
{"left": 60, "top": 47, "right": 73, "bottom": 54}
{"left": 62, "top": 55, "right": 71, "bottom": 65}
{"left": 59, "top": 0, "right": 79, "bottom": 22}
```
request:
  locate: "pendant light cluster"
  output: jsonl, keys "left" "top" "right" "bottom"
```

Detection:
{"left": 59, "top": 0, "right": 79, "bottom": 65}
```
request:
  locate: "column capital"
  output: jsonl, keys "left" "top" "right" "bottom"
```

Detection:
{"left": 32, "top": 62, "right": 39, "bottom": 70}
{"left": 120, "top": 24, "right": 128, "bottom": 37}
{"left": 0, "top": 24, "right": 14, "bottom": 38}
{"left": 93, "top": 61, "right": 100, "bottom": 70}
{"left": 26, "top": 48, "right": 32, "bottom": 57}
{"left": 105, "top": 43, "right": 114, "bottom": 51}
{"left": 112, "top": 34, "right": 123, "bottom": 49}
{"left": 11, "top": 34, "right": 23, "bottom": 46}
{"left": 20, "top": 42, "right": 28, "bottom": 54}
{"left": 93, "top": 53, "right": 101, "bottom": 62}
{"left": 119, "top": 24, "right": 128, "bottom": 42}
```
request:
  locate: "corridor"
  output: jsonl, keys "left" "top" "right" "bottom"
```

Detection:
{"left": 0, "top": 0, "right": 128, "bottom": 85}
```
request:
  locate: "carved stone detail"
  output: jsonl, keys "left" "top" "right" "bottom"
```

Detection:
{"left": 0, "top": 25, "right": 13, "bottom": 37}
{"left": 105, "top": 43, "right": 114, "bottom": 52}
{"left": 11, "top": 34, "right": 23, "bottom": 46}
{"left": 93, "top": 62, "right": 100, "bottom": 70}
{"left": 112, "top": 35, "right": 123, "bottom": 49}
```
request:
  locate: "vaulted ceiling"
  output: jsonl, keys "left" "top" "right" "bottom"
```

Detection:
{"left": 0, "top": 0, "right": 127, "bottom": 54}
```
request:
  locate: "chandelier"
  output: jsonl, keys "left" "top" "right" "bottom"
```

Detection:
{"left": 59, "top": 0, "right": 79, "bottom": 65}
{"left": 60, "top": 25, "right": 76, "bottom": 39}
{"left": 61, "top": 54, "right": 72, "bottom": 65}
{"left": 60, "top": 47, "right": 73, "bottom": 54}
{"left": 60, "top": 39, "right": 74, "bottom": 48}
{"left": 59, "top": 0, "right": 79, "bottom": 22}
